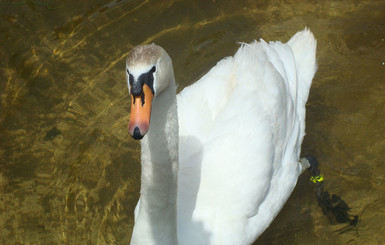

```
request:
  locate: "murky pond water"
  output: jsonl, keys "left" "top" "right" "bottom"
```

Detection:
{"left": 0, "top": 0, "right": 384, "bottom": 244}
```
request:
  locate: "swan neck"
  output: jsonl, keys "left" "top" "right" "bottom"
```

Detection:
{"left": 131, "top": 80, "right": 179, "bottom": 245}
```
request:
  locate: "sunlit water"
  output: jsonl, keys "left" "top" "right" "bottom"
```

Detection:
{"left": 0, "top": 0, "right": 384, "bottom": 244}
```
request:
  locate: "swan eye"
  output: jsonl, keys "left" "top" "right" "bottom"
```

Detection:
{"left": 150, "top": 66, "right": 156, "bottom": 73}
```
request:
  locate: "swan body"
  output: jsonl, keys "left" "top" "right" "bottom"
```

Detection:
{"left": 126, "top": 29, "right": 317, "bottom": 245}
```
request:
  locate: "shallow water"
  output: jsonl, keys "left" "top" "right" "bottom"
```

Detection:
{"left": 0, "top": 0, "right": 384, "bottom": 244}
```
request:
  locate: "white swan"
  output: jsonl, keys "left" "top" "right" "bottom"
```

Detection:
{"left": 125, "top": 28, "right": 317, "bottom": 245}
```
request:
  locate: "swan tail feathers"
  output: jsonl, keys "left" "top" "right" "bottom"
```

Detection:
{"left": 288, "top": 28, "right": 317, "bottom": 108}
{"left": 288, "top": 28, "right": 317, "bottom": 158}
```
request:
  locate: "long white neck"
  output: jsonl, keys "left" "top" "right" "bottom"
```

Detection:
{"left": 131, "top": 79, "right": 179, "bottom": 245}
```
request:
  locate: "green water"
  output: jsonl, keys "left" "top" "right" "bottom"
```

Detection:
{"left": 0, "top": 0, "right": 384, "bottom": 244}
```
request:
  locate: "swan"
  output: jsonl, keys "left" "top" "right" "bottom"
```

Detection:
{"left": 125, "top": 28, "right": 317, "bottom": 245}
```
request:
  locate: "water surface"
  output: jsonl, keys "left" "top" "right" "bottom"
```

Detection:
{"left": 0, "top": 0, "right": 384, "bottom": 244}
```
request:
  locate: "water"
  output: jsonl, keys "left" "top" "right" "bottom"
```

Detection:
{"left": 0, "top": 0, "right": 384, "bottom": 244}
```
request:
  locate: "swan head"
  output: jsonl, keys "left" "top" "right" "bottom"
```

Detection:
{"left": 126, "top": 44, "right": 173, "bottom": 140}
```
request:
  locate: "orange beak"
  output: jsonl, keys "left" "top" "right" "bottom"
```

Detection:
{"left": 128, "top": 84, "right": 154, "bottom": 140}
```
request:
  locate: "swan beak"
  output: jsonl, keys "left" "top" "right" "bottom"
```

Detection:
{"left": 128, "top": 84, "right": 154, "bottom": 140}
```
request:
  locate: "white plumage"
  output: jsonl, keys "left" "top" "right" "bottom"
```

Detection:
{"left": 126, "top": 28, "right": 317, "bottom": 245}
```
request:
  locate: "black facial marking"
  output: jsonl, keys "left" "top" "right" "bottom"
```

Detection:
{"left": 141, "top": 93, "right": 145, "bottom": 106}
{"left": 138, "top": 70, "right": 155, "bottom": 94}
{"left": 129, "top": 73, "right": 134, "bottom": 87}
{"left": 131, "top": 75, "right": 142, "bottom": 96}
{"left": 130, "top": 67, "right": 156, "bottom": 96}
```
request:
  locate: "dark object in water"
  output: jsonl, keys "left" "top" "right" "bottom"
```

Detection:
{"left": 304, "top": 156, "right": 359, "bottom": 231}
{"left": 44, "top": 126, "right": 62, "bottom": 141}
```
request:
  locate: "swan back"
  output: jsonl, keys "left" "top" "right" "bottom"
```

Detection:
{"left": 176, "top": 29, "right": 317, "bottom": 244}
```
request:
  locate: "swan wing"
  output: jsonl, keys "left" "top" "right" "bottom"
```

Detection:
{"left": 177, "top": 29, "right": 317, "bottom": 244}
